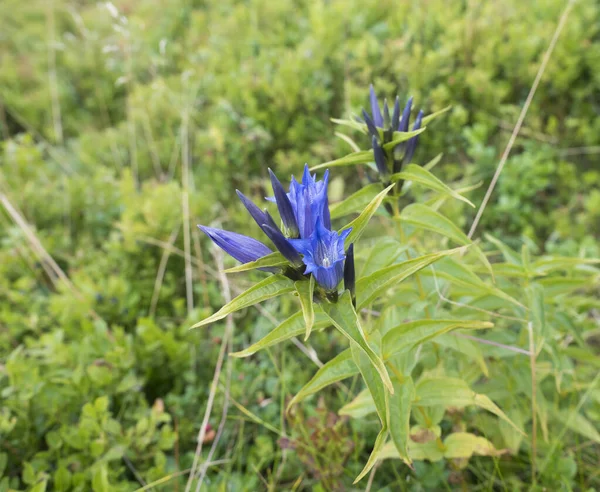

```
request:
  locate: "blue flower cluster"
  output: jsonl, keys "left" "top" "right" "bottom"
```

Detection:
{"left": 363, "top": 84, "right": 423, "bottom": 178}
{"left": 199, "top": 165, "right": 354, "bottom": 296}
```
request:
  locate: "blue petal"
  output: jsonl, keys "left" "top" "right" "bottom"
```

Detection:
{"left": 269, "top": 168, "right": 299, "bottom": 238}
{"left": 398, "top": 96, "right": 413, "bottom": 132}
{"left": 369, "top": 84, "right": 383, "bottom": 128}
{"left": 198, "top": 225, "right": 272, "bottom": 264}
{"left": 362, "top": 109, "right": 380, "bottom": 140}
{"left": 262, "top": 224, "right": 303, "bottom": 267}
{"left": 404, "top": 109, "right": 423, "bottom": 164}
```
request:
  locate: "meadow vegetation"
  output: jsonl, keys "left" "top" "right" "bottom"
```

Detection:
{"left": 1, "top": 0, "right": 599, "bottom": 490}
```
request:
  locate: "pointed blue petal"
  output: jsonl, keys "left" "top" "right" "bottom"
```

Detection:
{"left": 344, "top": 243, "right": 356, "bottom": 305}
{"left": 398, "top": 96, "right": 413, "bottom": 132}
{"left": 404, "top": 109, "right": 423, "bottom": 164}
{"left": 369, "top": 84, "right": 383, "bottom": 128}
{"left": 262, "top": 224, "right": 303, "bottom": 267}
{"left": 391, "top": 96, "right": 400, "bottom": 130}
{"left": 269, "top": 169, "right": 299, "bottom": 238}
{"left": 372, "top": 136, "right": 388, "bottom": 177}
{"left": 198, "top": 225, "right": 272, "bottom": 264}
{"left": 362, "top": 109, "right": 380, "bottom": 140}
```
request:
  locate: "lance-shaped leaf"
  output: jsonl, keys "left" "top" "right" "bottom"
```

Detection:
{"left": 354, "top": 427, "right": 388, "bottom": 484}
{"left": 434, "top": 334, "right": 489, "bottom": 376}
{"left": 356, "top": 246, "right": 466, "bottom": 309}
{"left": 322, "top": 292, "right": 394, "bottom": 393}
{"left": 342, "top": 183, "right": 395, "bottom": 246}
{"left": 421, "top": 256, "right": 525, "bottom": 308}
{"left": 382, "top": 319, "right": 493, "bottom": 360}
{"left": 288, "top": 349, "right": 357, "bottom": 409}
{"left": 330, "top": 184, "right": 382, "bottom": 219}
{"left": 330, "top": 116, "right": 369, "bottom": 134}
{"left": 350, "top": 338, "right": 390, "bottom": 483}
{"left": 224, "top": 252, "right": 288, "bottom": 273}
{"left": 377, "top": 431, "right": 504, "bottom": 462}
{"left": 295, "top": 276, "right": 315, "bottom": 340}
{"left": 389, "top": 377, "right": 414, "bottom": 466}
{"left": 339, "top": 388, "right": 376, "bottom": 418}
{"left": 421, "top": 105, "right": 452, "bottom": 125}
{"left": 230, "top": 310, "right": 329, "bottom": 358}
{"left": 401, "top": 204, "right": 495, "bottom": 279}
{"left": 414, "top": 377, "right": 524, "bottom": 434}
{"left": 382, "top": 127, "right": 427, "bottom": 151}
{"left": 310, "top": 150, "right": 373, "bottom": 171}
{"left": 400, "top": 204, "right": 472, "bottom": 245}
{"left": 190, "top": 275, "right": 294, "bottom": 329}
{"left": 391, "top": 164, "right": 475, "bottom": 207}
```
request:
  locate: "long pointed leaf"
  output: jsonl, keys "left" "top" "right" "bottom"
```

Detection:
{"left": 382, "top": 319, "right": 493, "bottom": 359}
{"left": 230, "top": 310, "right": 329, "bottom": 358}
{"left": 295, "top": 276, "right": 315, "bottom": 340}
{"left": 391, "top": 164, "right": 474, "bottom": 207}
{"left": 224, "top": 252, "right": 287, "bottom": 273}
{"left": 389, "top": 377, "right": 414, "bottom": 465}
{"left": 190, "top": 275, "right": 294, "bottom": 329}
{"left": 322, "top": 292, "right": 394, "bottom": 393}
{"left": 357, "top": 247, "right": 466, "bottom": 309}
{"left": 353, "top": 427, "right": 388, "bottom": 484}
{"left": 287, "top": 349, "right": 357, "bottom": 409}
{"left": 415, "top": 377, "right": 524, "bottom": 434}
{"left": 342, "top": 184, "right": 396, "bottom": 246}
{"left": 330, "top": 184, "right": 382, "bottom": 219}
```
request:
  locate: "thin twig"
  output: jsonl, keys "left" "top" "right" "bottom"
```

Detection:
{"left": 184, "top": 246, "right": 233, "bottom": 492}
{"left": 123, "top": 455, "right": 146, "bottom": 487}
{"left": 527, "top": 321, "right": 537, "bottom": 484}
{"left": 46, "top": 0, "right": 63, "bottom": 145}
{"left": 181, "top": 75, "right": 194, "bottom": 314}
{"left": 452, "top": 333, "right": 531, "bottom": 356}
{"left": 149, "top": 226, "right": 180, "bottom": 316}
{"left": 195, "top": 247, "right": 234, "bottom": 491}
{"left": 467, "top": 0, "right": 576, "bottom": 240}
{"left": 365, "top": 461, "right": 381, "bottom": 492}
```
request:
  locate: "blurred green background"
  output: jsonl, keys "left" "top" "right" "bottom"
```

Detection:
{"left": 0, "top": 0, "right": 599, "bottom": 490}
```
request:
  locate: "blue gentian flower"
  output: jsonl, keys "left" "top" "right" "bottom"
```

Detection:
{"left": 290, "top": 218, "right": 352, "bottom": 292}
{"left": 198, "top": 226, "right": 272, "bottom": 264}
{"left": 268, "top": 164, "right": 331, "bottom": 239}
{"left": 364, "top": 84, "right": 423, "bottom": 177}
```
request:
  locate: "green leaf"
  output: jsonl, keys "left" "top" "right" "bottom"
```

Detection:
{"left": 330, "top": 116, "right": 368, "bottom": 133}
{"left": 230, "top": 310, "right": 329, "bottom": 358}
{"left": 339, "top": 389, "right": 376, "bottom": 418}
{"left": 322, "top": 292, "right": 394, "bottom": 393}
{"left": 310, "top": 150, "right": 373, "bottom": 171}
{"left": 224, "top": 252, "right": 287, "bottom": 273}
{"left": 288, "top": 349, "right": 357, "bottom": 409}
{"left": 434, "top": 334, "right": 489, "bottom": 376}
{"left": 391, "top": 164, "right": 474, "bottom": 207}
{"left": 554, "top": 409, "right": 600, "bottom": 443}
{"left": 295, "top": 276, "right": 315, "bottom": 340}
{"left": 424, "top": 257, "right": 525, "bottom": 309}
{"left": 330, "top": 184, "right": 382, "bottom": 219}
{"left": 351, "top": 334, "right": 389, "bottom": 425}
{"left": 400, "top": 203, "right": 472, "bottom": 245}
{"left": 389, "top": 377, "right": 414, "bottom": 465}
{"left": 382, "top": 128, "right": 427, "bottom": 150}
{"left": 382, "top": 319, "right": 493, "bottom": 360}
{"left": 342, "top": 183, "right": 395, "bottom": 246}
{"left": 421, "top": 105, "right": 452, "bottom": 125}
{"left": 485, "top": 234, "right": 522, "bottom": 265}
{"left": 357, "top": 247, "right": 466, "bottom": 309}
{"left": 527, "top": 282, "right": 546, "bottom": 340}
{"left": 91, "top": 465, "right": 110, "bottom": 492}
{"left": 190, "top": 275, "right": 294, "bottom": 329}
{"left": 532, "top": 256, "right": 600, "bottom": 275}
{"left": 54, "top": 468, "right": 72, "bottom": 492}
{"left": 354, "top": 427, "right": 389, "bottom": 484}
{"left": 443, "top": 433, "right": 506, "bottom": 458}
{"left": 414, "top": 377, "right": 523, "bottom": 434}
{"left": 29, "top": 481, "right": 48, "bottom": 492}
